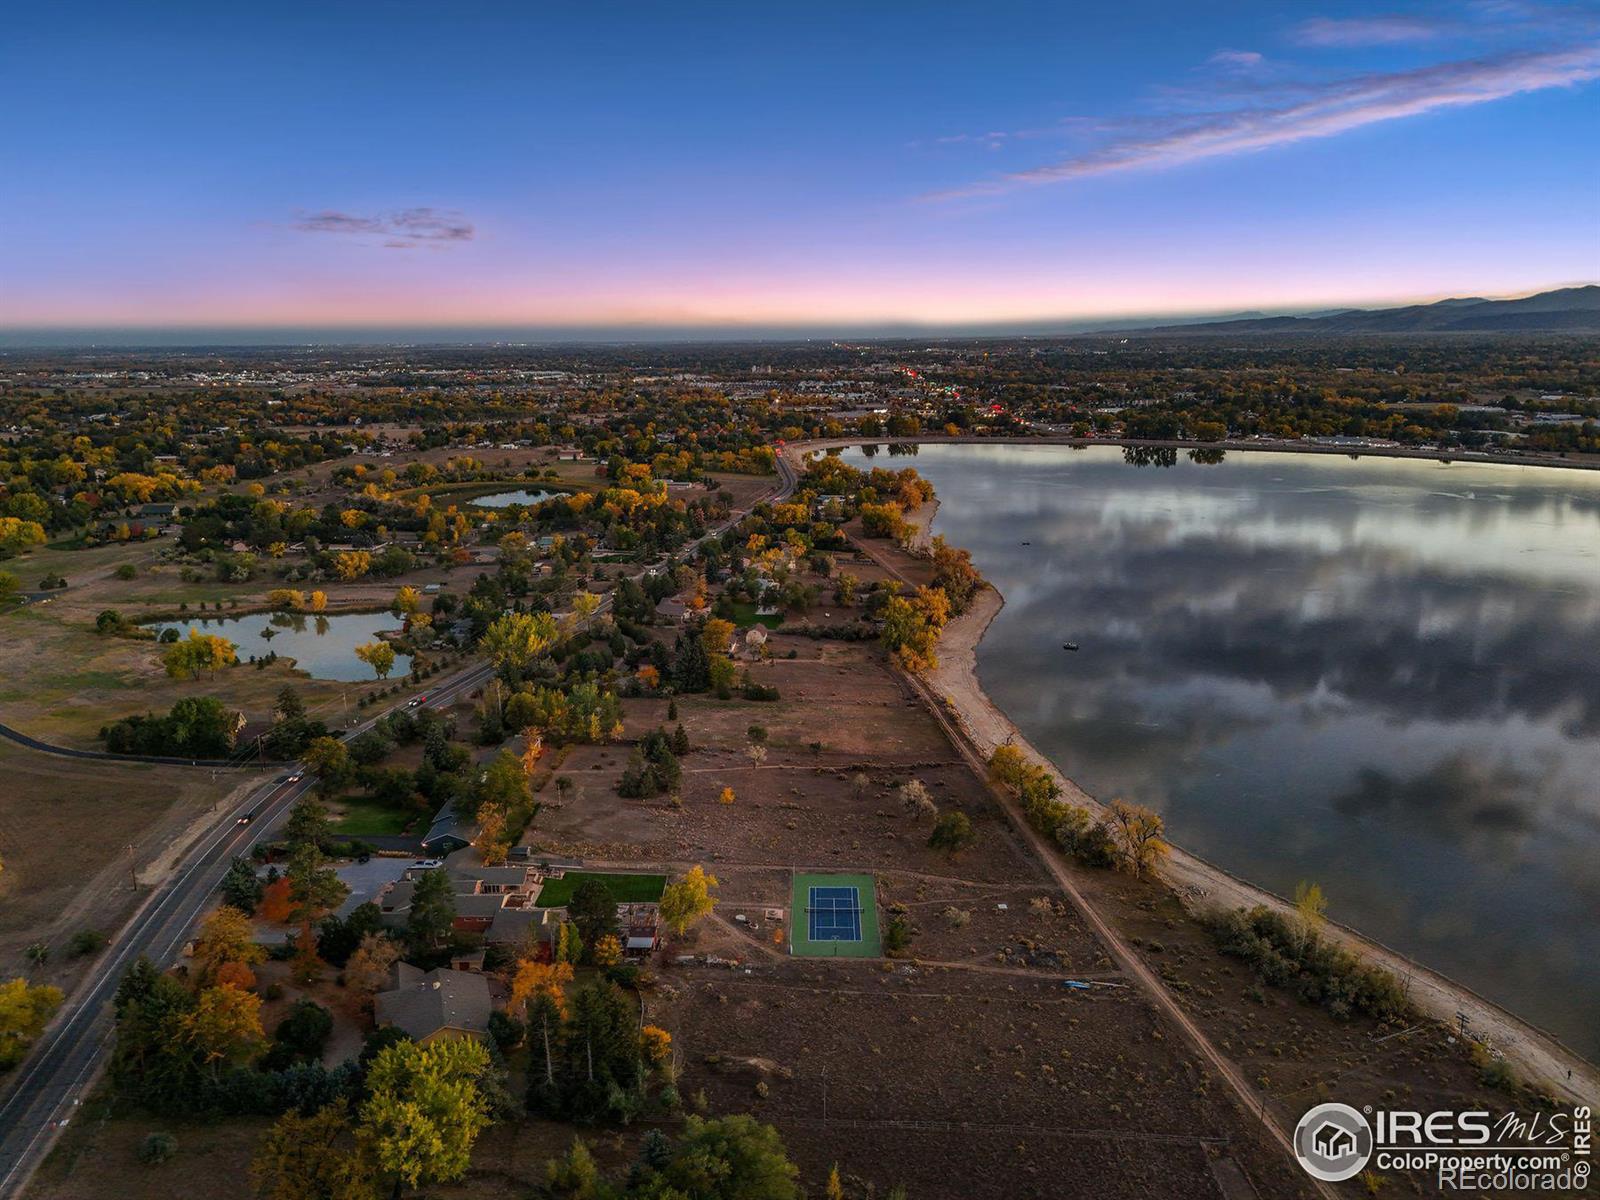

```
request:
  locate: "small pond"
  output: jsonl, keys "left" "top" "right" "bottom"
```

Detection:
{"left": 469, "top": 489, "right": 557, "bottom": 508}
{"left": 144, "top": 611, "right": 412, "bottom": 682}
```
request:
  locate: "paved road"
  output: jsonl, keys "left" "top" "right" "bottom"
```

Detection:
{"left": 0, "top": 659, "right": 494, "bottom": 1199}
{"left": 0, "top": 718, "right": 290, "bottom": 770}
{"left": 0, "top": 461, "right": 796, "bottom": 1199}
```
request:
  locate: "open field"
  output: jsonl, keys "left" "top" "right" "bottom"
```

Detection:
{"left": 654, "top": 959, "right": 1306, "bottom": 1200}
{"left": 0, "top": 739, "right": 249, "bottom": 991}
{"left": 26, "top": 1108, "right": 643, "bottom": 1200}
{"left": 0, "top": 534, "right": 467, "bottom": 748}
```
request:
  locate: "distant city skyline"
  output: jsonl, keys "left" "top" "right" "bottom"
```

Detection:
{"left": 3, "top": 1, "right": 1597, "bottom": 332}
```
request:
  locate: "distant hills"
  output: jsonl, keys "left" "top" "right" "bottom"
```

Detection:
{"left": 1117, "top": 286, "right": 1600, "bottom": 336}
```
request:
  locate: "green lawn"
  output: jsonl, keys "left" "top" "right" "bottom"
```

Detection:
{"left": 329, "top": 801, "right": 415, "bottom": 837}
{"left": 729, "top": 602, "right": 783, "bottom": 629}
{"left": 535, "top": 871, "right": 667, "bottom": 907}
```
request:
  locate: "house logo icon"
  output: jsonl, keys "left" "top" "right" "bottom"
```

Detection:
{"left": 1294, "top": 1102, "right": 1373, "bottom": 1181}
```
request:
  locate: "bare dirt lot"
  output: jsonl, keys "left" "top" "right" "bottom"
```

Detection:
{"left": 529, "top": 631, "right": 1315, "bottom": 1198}
{"left": 654, "top": 957, "right": 1307, "bottom": 1200}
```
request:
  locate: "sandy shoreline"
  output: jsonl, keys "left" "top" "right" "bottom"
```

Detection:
{"left": 928, "top": 583, "right": 1600, "bottom": 1102}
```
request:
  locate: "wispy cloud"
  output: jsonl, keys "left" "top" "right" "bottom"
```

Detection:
{"left": 1291, "top": 15, "right": 1453, "bottom": 46}
{"left": 1206, "top": 48, "right": 1267, "bottom": 73}
{"left": 930, "top": 45, "right": 1600, "bottom": 199}
{"left": 291, "top": 207, "right": 475, "bottom": 248}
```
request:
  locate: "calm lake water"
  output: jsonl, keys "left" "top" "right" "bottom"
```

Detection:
{"left": 144, "top": 611, "right": 412, "bottom": 682}
{"left": 470, "top": 488, "right": 556, "bottom": 508}
{"left": 841, "top": 443, "right": 1600, "bottom": 1054}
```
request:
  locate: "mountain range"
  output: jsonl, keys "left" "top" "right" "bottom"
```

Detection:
{"left": 1116, "top": 285, "right": 1600, "bottom": 336}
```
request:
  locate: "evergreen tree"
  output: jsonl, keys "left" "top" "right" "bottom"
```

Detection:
{"left": 670, "top": 633, "right": 710, "bottom": 693}
{"left": 406, "top": 868, "right": 457, "bottom": 957}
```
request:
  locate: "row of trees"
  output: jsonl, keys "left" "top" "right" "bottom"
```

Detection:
{"left": 987, "top": 745, "right": 1168, "bottom": 877}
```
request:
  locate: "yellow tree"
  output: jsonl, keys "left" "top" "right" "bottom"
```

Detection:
{"left": 481, "top": 611, "right": 558, "bottom": 677}
{"left": 1105, "top": 800, "right": 1168, "bottom": 878}
{"left": 718, "top": 786, "right": 736, "bottom": 805}
{"left": 394, "top": 586, "right": 422, "bottom": 615}
{"left": 193, "top": 904, "right": 265, "bottom": 981}
{"left": 699, "top": 617, "right": 736, "bottom": 657}
{"left": 250, "top": 1099, "right": 378, "bottom": 1200}
{"left": 309, "top": 590, "right": 328, "bottom": 612}
{"left": 334, "top": 550, "right": 372, "bottom": 581}
{"left": 184, "top": 983, "right": 265, "bottom": 1076}
{"left": 475, "top": 805, "right": 509, "bottom": 865}
{"left": 0, "top": 978, "right": 65, "bottom": 1069}
{"left": 592, "top": 934, "right": 622, "bottom": 967}
{"left": 354, "top": 640, "right": 397, "bottom": 680}
{"left": 360, "top": 1039, "right": 492, "bottom": 1193}
{"left": 163, "top": 628, "right": 238, "bottom": 680}
{"left": 658, "top": 865, "right": 719, "bottom": 936}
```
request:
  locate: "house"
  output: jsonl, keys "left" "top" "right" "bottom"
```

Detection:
{"left": 419, "top": 803, "right": 479, "bottom": 856}
{"left": 811, "top": 494, "right": 848, "bottom": 519}
{"left": 619, "top": 902, "right": 663, "bottom": 956}
{"left": 655, "top": 595, "right": 689, "bottom": 622}
{"left": 374, "top": 966, "right": 492, "bottom": 1044}
{"left": 376, "top": 860, "right": 554, "bottom": 946}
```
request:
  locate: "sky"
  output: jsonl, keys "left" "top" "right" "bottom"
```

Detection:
{"left": 2, "top": 1, "right": 1597, "bottom": 337}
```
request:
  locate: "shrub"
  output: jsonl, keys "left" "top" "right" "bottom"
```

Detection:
{"left": 883, "top": 914, "right": 913, "bottom": 955}
{"left": 68, "top": 929, "right": 109, "bottom": 957}
{"left": 1204, "top": 906, "right": 1414, "bottom": 1025}
{"left": 137, "top": 1133, "right": 178, "bottom": 1165}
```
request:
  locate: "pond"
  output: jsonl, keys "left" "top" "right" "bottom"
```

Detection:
{"left": 469, "top": 488, "right": 557, "bottom": 508}
{"left": 839, "top": 443, "right": 1600, "bottom": 1054}
{"left": 144, "top": 610, "right": 413, "bottom": 682}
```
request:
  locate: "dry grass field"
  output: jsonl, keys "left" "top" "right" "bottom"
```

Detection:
{"left": 0, "top": 739, "right": 250, "bottom": 990}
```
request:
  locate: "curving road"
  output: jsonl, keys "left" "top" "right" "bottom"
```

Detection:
{"left": 0, "top": 718, "right": 290, "bottom": 769}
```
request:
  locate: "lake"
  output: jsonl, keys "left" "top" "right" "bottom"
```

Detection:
{"left": 469, "top": 488, "right": 557, "bottom": 508}
{"left": 840, "top": 443, "right": 1600, "bottom": 1054}
{"left": 144, "top": 611, "right": 412, "bottom": 682}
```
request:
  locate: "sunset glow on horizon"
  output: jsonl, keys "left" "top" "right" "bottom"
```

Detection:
{"left": 4, "top": 1, "right": 1597, "bottom": 335}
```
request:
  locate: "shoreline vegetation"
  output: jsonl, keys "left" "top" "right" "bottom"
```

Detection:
{"left": 792, "top": 439, "right": 1600, "bottom": 1103}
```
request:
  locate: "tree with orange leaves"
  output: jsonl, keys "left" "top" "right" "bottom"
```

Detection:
{"left": 213, "top": 961, "right": 257, "bottom": 992}
{"left": 509, "top": 958, "right": 573, "bottom": 1020}
{"left": 258, "top": 877, "right": 294, "bottom": 923}
{"left": 640, "top": 1024, "right": 672, "bottom": 1065}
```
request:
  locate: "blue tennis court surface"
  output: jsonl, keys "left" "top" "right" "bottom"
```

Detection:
{"left": 808, "top": 885, "right": 862, "bottom": 942}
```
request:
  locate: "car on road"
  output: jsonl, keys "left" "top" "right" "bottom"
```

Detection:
{"left": 237, "top": 809, "right": 257, "bottom": 826}
{"left": 407, "top": 695, "right": 427, "bottom": 708}
{"left": 287, "top": 771, "right": 302, "bottom": 783}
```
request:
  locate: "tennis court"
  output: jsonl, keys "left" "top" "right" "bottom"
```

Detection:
{"left": 789, "top": 872, "right": 880, "bottom": 957}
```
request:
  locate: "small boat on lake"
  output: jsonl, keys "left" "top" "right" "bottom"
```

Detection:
{"left": 1062, "top": 642, "right": 1079, "bottom": 652}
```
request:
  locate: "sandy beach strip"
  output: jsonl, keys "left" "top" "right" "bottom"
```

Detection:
{"left": 927, "top": 582, "right": 1600, "bottom": 1102}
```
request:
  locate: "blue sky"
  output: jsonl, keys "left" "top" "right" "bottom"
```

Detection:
{"left": 2, "top": 1, "right": 1596, "bottom": 332}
